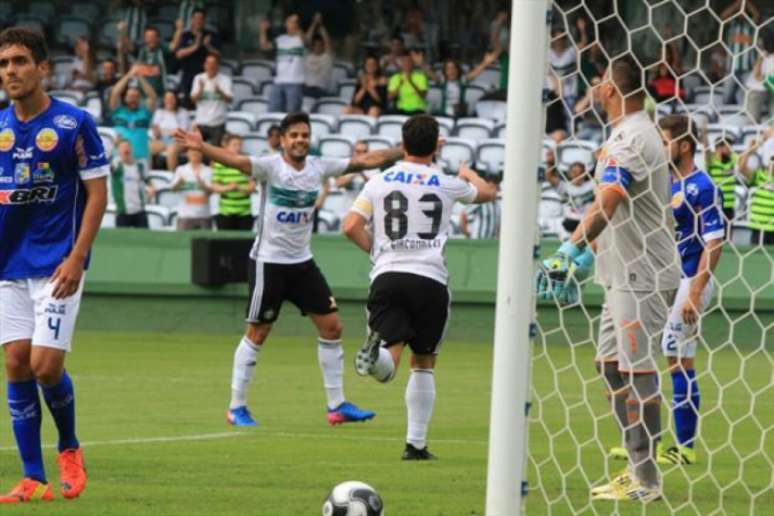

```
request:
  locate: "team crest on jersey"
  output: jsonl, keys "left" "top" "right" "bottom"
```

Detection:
{"left": 671, "top": 191, "right": 684, "bottom": 209}
{"left": 53, "top": 115, "right": 77, "bottom": 130}
{"left": 0, "top": 128, "right": 15, "bottom": 151}
{"left": 35, "top": 128, "right": 59, "bottom": 152}
{"left": 33, "top": 162, "right": 54, "bottom": 184}
{"left": 686, "top": 182, "right": 699, "bottom": 198}
{"left": 14, "top": 163, "right": 31, "bottom": 184}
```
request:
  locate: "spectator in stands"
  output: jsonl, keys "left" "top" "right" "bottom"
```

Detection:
{"left": 427, "top": 51, "right": 501, "bottom": 118}
{"left": 70, "top": 36, "right": 96, "bottom": 92}
{"left": 170, "top": 148, "right": 214, "bottom": 230}
{"left": 119, "top": 0, "right": 148, "bottom": 49}
{"left": 109, "top": 65, "right": 158, "bottom": 164}
{"left": 546, "top": 161, "right": 595, "bottom": 237}
{"left": 266, "top": 125, "right": 282, "bottom": 154}
{"left": 579, "top": 41, "right": 607, "bottom": 97}
{"left": 190, "top": 53, "right": 232, "bottom": 146}
{"left": 211, "top": 134, "right": 256, "bottom": 231}
{"left": 739, "top": 128, "right": 774, "bottom": 245}
{"left": 747, "top": 37, "right": 773, "bottom": 123}
{"left": 387, "top": 50, "right": 429, "bottom": 115}
{"left": 721, "top": 0, "right": 761, "bottom": 104}
{"left": 380, "top": 35, "right": 406, "bottom": 75}
{"left": 150, "top": 90, "right": 190, "bottom": 171}
{"left": 460, "top": 174, "right": 501, "bottom": 239}
{"left": 179, "top": 0, "right": 206, "bottom": 30}
{"left": 648, "top": 63, "right": 685, "bottom": 103}
{"left": 548, "top": 27, "right": 579, "bottom": 110}
{"left": 544, "top": 70, "right": 568, "bottom": 143}
{"left": 128, "top": 25, "right": 182, "bottom": 100}
{"left": 173, "top": 8, "right": 222, "bottom": 109}
{"left": 335, "top": 140, "right": 377, "bottom": 209}
{"left": 481, "top": 10, "right": 510, "bottom": 101}
{"left": 704, "top": 132, "right": 739, "bottom": 225}
{"left": 573, "top": 76, "right": 605, "bottom": 143}
{"left": 304, "top": 13, "right": 334, "bottom": 99}
{"left": 111, "top": 139, "right": 154, "bottom": 229}
{"left": 260, "top": 13, "right": 308, "bottom": 113}
{"left": 343, "top": 56, "right": 388, "bottom": 117}
{"left": 399, "top": 4, "right": 433, "bottom": 61}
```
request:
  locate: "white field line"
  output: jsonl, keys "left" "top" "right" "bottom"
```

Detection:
{"left": 0, "top": 431, "right": 246, "bottom": 452}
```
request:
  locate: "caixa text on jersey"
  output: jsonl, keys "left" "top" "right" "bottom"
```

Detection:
{"left": 0, "top": 185, "right": 58, "bottom": 205}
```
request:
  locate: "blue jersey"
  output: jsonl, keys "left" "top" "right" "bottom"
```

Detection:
{"left": 0, "top": 98, "right": 109, "bottom": 280}
{"left": 671, "top": 169, "right": 725, "bottom": 278}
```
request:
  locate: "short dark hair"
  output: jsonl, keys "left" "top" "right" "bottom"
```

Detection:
{"left": 279, "top": 112, "right": 310, "bottom": 135}
{"left": 192, "top": 8, "right": 206, "bottom": 17}
{"left": 144, "top": 25, "right": 159, "bottom": 35}
{"left": 0, "top": 27, "right": 48, "bottom": 63}
{"left": 267, "top": 124, "right": 281, "bottom": 136}
{"left": 205, "top": 52, "right": 220, "bottom": 63}
{"left": 609, "top": 54, "right": 643, "bottom": 98}
{"left": 402, "top": 114, "right": 438, "bottom": 157}
{"left": 658, "top": 114, "right": 698, "bottom": 153}
{"left": 221, "top": 133, "right": 242, "bottom": 146}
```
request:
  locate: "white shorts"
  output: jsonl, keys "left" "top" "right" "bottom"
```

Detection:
{"left": 660, "top": 277, "right": 713, "bottom": 359}
{"left": 0, "top": 276, "right": 85, "bottom": 352}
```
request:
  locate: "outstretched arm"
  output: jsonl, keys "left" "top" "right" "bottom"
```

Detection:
{"left": 345, "top": 147, "right": 404, "bottom": 173}
{"left": 174, "top": 129, "right": 252, "bottom": 174}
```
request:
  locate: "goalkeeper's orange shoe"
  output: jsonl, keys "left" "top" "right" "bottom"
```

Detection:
{"left": 0, "top": 478, "right": 54, "bottom": 503}
{"left": 57, "top": 448, "right": 87, "bottom": 499}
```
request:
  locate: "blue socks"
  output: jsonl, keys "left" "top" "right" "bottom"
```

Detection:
{"left": 7, "top": 380, "right": 46, "bottom": 483}
{"left": 672, "top": 369, "right": 700, "bottom": 448}
{"left": 41, "top": 370, "right": 79, "bottom": 452}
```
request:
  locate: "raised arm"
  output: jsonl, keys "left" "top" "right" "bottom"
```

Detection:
{"left": 464, "top": 50, "right": 501, "bottom": 82}
{"left": 108, "top": 69, "right": 134, "bottom": 111}
{"left": 175, "top": 31, "right": 202, "bottom": 59}
{"left": 344, "top": 146, "right": 404, "bottom": 173}
{"left": 720, "top": 0, "right": 742, "bottom": 20}
{"left": 738, "top": 138, "right": 762, "bottom": 181}
{"left": 169, "top": 18, "right": 185, "bottom": 51}
{"left": 136, "top": 73, "right": 158, "bottom": 110}
{"left": 458, "top": 163, "right": 497, "bottom": 203}
{"left": 305, "top": 12, "right": 322, "bottom": 45}
{"left": 174, "top": 129, "right": 252, "bottom": 174}
{"left": 259, "top": 18, "right": 274, "bottom": 51}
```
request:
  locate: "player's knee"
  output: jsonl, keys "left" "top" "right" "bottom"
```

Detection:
{"left": 318, "top": 320, "right": 343, "bottom": 340}
{"left": 31, "top": 362, "right": 63, "bottom": 387}
{"left": 245, "top": 323, "right": 271, "bottom": 345}
{"left": 3, "top": 351, "right": 33, "bottom": 379}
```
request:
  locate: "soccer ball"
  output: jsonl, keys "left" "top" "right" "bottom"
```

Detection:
{"left": 322, "top": 481, "right": 384, "bottom": 516}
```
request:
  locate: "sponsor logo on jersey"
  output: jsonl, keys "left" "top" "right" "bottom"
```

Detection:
{"left": 0, "top": 185, "right": 58, "bottom": 204}
{"left": 33, "top": 162, "right": 54, "bottom": 184}
{"left": 686, "top": 182, "right": 699, "bottom": 198}
{"left": 13, "top": 146, "right": 33, "bottom": 160}
{"left": 269, "top": 185, "right": 318, "bottom": 208}
{"left": 383, "top": 171, "right": 441, "bottom": 186}
{"left": 0, "top": 128, "right": 15, "bottom": 151}
{"left": 14, "top": 163, "right": 31, "bottom": 184}
{"left": 671, "top": 191, "right": 684, "bottom": 209}
{"left": 276, "top": 210, "right": 312, "bottom": 224}
{"left": 35, "top": 128, "right": 59, "bottom": 152}
{"left": 53, "top": 115, "right": 77, "bottom": 130}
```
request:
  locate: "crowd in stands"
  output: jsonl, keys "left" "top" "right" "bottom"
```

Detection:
{"left": 0, "top": 0, "right": 771, "bottom": 243}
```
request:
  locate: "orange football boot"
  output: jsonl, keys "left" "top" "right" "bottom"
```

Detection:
{"left": 0, "top": 478, "right": 54, "bottom": 503}
{"left": 57, "top": 448, "right": 87, "bottom": 499}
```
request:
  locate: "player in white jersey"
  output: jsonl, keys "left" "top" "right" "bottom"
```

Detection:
{"left": 175, "top": 112, "right": 403, "bottom": 426}
{"left": 343, "top": 115, "right": 497, "bottom": 460}
{"left": 537, "top": 55, "right": 681, "bottom": 502}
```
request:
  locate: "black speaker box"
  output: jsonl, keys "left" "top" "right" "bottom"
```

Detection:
{"left": 191, "top": 238, "right": 253, "bottom": 286}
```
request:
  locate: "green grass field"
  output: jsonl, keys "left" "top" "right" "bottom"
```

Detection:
{"left": 0, "top": 308, "right": 770, "bottom": 515}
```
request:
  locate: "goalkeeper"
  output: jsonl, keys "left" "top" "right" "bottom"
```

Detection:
{"left": 537, "top": 55, "right": 681, "bottom": 502}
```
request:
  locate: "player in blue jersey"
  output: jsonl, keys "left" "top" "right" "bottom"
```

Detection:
{"left": 657, "top": 115, "right": 725, "bottom": 465}
{"left": 0, "top": 28, "right": 108, "bottom": 503}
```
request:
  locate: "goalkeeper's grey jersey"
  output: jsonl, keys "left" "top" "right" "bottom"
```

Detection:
{"left": 593, "top": 110, "right": 681, "bottom": 292}
{"left": 350, "top": 161, "right": 478, "bottom": 285}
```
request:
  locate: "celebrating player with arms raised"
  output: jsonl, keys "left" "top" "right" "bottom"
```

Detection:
{"left": 537, "top": 55, "right": 681, "bottom": 502}
{"left": 175, "top": 112, "right": 402, "bottom": 427}
{"left": 343, "top": 115, "right": 496, "bottom": 460}
{"left": 0, "top": 28, "right": 109, "bottom": 503}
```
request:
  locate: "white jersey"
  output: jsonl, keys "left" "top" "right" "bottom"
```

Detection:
{"left": 351, "top": 161, "right": 478, "bottom": 285}
{"left": 249, "top": 154, "right": 349, "bottom": 263}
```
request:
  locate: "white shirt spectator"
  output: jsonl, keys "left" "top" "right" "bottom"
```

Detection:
{"left": 275, "top": 34, "right": 306, "bottom": 84}
{"left": 152, "top": 108, "right": 191, "bottom": 141}
{"left": 172, "top": 163, "right": 213, "bottom": 219}
{"left": 549, "top": 45, "right": 578, "bottom": 101}
{"left": 191, "top": 72, "right": 233, "bottom": 126}
{"left": 305, "top": 51, "right": 333, "bottom": 92}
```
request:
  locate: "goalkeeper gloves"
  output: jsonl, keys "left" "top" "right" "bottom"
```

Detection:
{"left": 536, "top": 241, "right": 595, "bottom": 306}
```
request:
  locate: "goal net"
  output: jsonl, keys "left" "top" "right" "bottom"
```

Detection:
{"left": 527, "top": 0, "right": 773, "bottom": 513}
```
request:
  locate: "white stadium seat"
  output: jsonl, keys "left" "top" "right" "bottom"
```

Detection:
{"left": 376, "top": 115, "right": 409, "bottom": 140}
{"left": 476, "top": 139, "right": 505, "bottom": 175}
{"left": 314, "top": 97, "right": 348, "bottom": 116}
{"left": 337, "top": 115, "right": 376, "bottom": 139}
{"left": 319, "top": 135, "right": 356, "bottom": 159}
{"left": 438, "top": 137, "right": 477, "bottom": 174}
{"left": 455, "top": 117, "right": 495, "bottom": 141}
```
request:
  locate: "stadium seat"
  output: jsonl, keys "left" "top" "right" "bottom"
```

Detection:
{"left": 331, "top": 62, "right": 353, "bottom": 89}
{"left": 476, "top": 139, "right": 505, "bottom": 175}
{"left": 226, "top": 112, "right": 258, "bottom": 136}
{"left": 463, "top": 85, "right": 488, "bottom": 116}
{"left": 556, "top": 139, "right": 597, "bottom": 172}
{"left": 475, "top": 100, "right": 507, "bottom": 123}
{"left": 693, "top": 85, "right": 728, "bottom": 107}
{"left": 716, "top": 106, "right": 752, "bottom": 129}
{"left": 705, "top": 123, "right": 741, "bottom": 145}
{"left": 231, "top": 78, "right": 258, "bottom": 104}
{"left": 494, "top": 123, "right": 506, "bottom": 139}
{"left": 455, "top": 117, "right": 495, "bottom": 140}
{"left": 426, "top": 85, "right": 443, "bottom": 114}
{"left": 154, "top": 189, "right": 183, "bottom": 212}
{"left": 376, "top": 115, "right": 409, "bottom": 140}
{"left": 740, "top": 125, "right": 766, "bottom": 147}
{"left": 469, "top": 67, "right": 500, "bottom": 91}
{"left": 50, "top": 90, "right": 84, "bottom": 106}
{"left": 314, "top": 97, "right": 348, "bottom": 116}
{"left": 438, "top": 137, "right": 477, "bottom": 174}
{"left": 337, "top": 80, "right": 357, "bottom": 102}
{"left": 236, "top": 96, "right": 270, "bottom": 116}
{"left": 56, "top": 17, "right": 91, "bottom": 48}
{"left": 82, "top": 92, "right": 103, "bottom": 123}
{"left": 13, "top": 16, "right": 45, "bottom": 34}
{"left": 147, "top": 170, "right": 174, "bottom": 189}
{"left": 98, "top": 17, "right": 123, "bottom": 48}
{"left": 435, "top": 116, "right": 455, "bottom": 137}
{"left": 165, "top": 74, "right": 180, "bottom": 91}
{"left": 310, "top": 114, "right": 337, "bottom": 138}
{"left": 302, "top": 96, "right": 317, "bottom": 114}
{"left": 242, "top": 134, "right": 269, "bottom": 156}
{"left": 145, "top": 205, "right": 175, "bottom": 230}
{"left": 28, "top": 2, "right": 57, "bottom": 19}
{"left": 102, "top": 204, "right": 116, "bottom": 228}
{"left": 319, "top": 135, "right": 355, "bottom": 159}
{"left": 360, "top": 135, "right": 397, "bottom": 151}
{"left": 241, "top": 61, "right": 274, "bottom": 84}
{"left": 337, "top": 114, "right": 376, "bottom": 139}
{"left": 255, "top": 113, "right": 286, "bottom": 135}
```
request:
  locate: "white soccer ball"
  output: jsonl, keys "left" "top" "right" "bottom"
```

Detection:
{"left": 322, "top": 481, "right": 384, "bottom": 516}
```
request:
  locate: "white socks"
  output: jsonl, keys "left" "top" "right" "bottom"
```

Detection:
{"left": 318, "top": 338, "right": 346, "bottom": 410}
{"left": 373, "top": 347, "right": 396, "bottom": 383}
{"left": 405, "top": 368, "right": 436, "bottom": 449}
{"left": 229, "top": 337, "right": 261, "bottom": 409}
